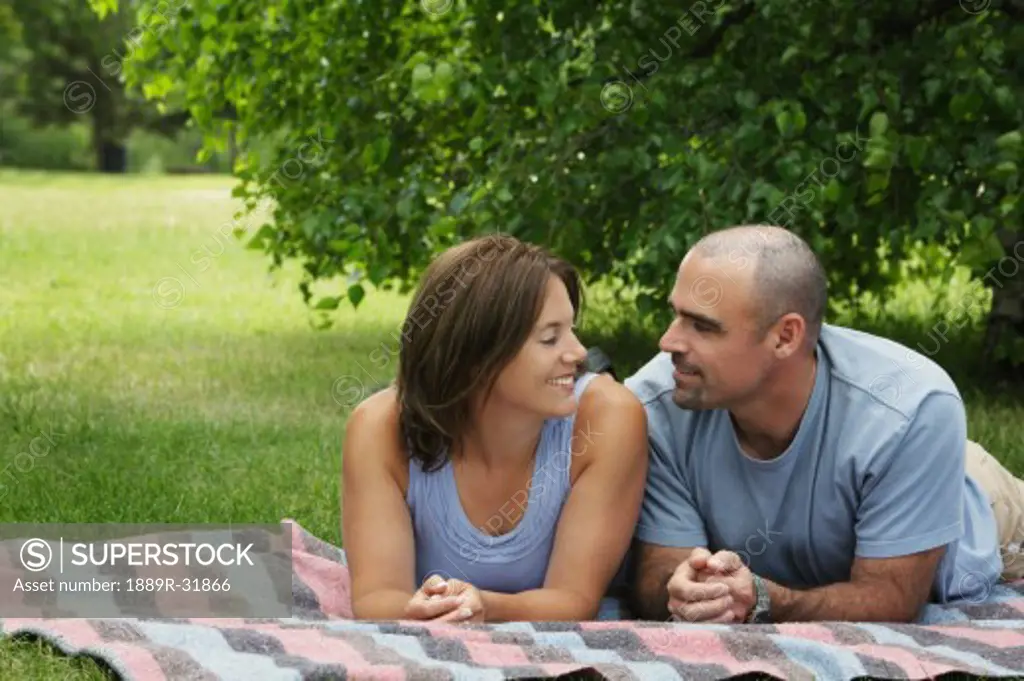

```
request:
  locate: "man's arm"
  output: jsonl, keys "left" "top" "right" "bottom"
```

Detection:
{"left": 751, "top": 391, "right": 968, "bottom": 623}
{"left": 762, "top": 547, "right": 946, "bottom": 622}
{"left": 631, "top": 541, "right": 700, "bottom": 621}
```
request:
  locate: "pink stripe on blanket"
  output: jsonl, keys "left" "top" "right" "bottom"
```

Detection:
{"left": 849, "top": 644, "right": 963, "bottom": 676}
{"left": 463, "top": 641, "right": 533, "bottom": 666}
{"left": 921, "top": 625, "right": 1024, "bottom": 648}
{"left": 289, "top": 522, "right": 353, "bottom": 620}
{"left": 773, "top": 623, "right": 840, "bottom": 644}
{"left": 104, "top": 642, "right": 168, "bottom": 681}
{"left": 272, "top": 627, "right": 403, "bottom": 678}
{"left": 634, "top": 628, "right": 786, "bottom": 678}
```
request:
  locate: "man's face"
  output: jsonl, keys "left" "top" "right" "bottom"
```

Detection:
{"left": 658, "top": 253, "right": 776, "bottom": 410}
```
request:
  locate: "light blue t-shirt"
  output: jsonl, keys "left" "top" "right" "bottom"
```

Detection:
{"left": 624, "top": 324, "right": 1002, "bottom": 606}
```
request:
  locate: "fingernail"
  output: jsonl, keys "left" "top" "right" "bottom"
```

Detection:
{"left": 458, "top": 607, "right": 473, "bottom": 619}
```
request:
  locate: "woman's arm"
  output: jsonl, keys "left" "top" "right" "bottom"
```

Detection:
{"left": 341, "top": 388, "right": 441, "bottom": 619}
{"left": 480, "top": 375, "right": 649, "bottom": 622}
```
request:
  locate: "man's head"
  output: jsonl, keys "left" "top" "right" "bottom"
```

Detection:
{"left": 659, "top": 225, "right": 827, "bottom": 411}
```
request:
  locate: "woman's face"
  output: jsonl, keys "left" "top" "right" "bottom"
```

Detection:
{"left": 486, "top": 274, "right": 588, "bottom": 419}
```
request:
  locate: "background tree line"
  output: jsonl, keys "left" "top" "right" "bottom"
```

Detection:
{"left": 5, "top": 0, "right": 1023, "bottom": 373}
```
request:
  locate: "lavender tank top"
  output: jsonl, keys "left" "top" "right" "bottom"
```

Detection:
{"left": 405, "top": 372, "right": 601, "bottom": 593}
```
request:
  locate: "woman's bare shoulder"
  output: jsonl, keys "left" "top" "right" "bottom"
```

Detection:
{"left": 567, "top": 373, "right": 647, "bottom": 478}
{"left": 578, "top": 373, "right": 645, "bottom": 416}
{"left": 343, "top": 385, "right": 409, "bottom": 482}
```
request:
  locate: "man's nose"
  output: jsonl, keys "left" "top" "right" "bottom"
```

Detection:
{"left": 659, "top": 320, "right": 688, "bottom": 355}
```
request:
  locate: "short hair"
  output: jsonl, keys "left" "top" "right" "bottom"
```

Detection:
{"left": 692, "top": 225, "right": 828, "bottom": 344}
{"left": 396, "top": 234, "right": 582, "bottom": 472}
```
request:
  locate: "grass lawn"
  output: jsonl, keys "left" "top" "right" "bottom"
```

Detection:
{"left": 0, "top": 169, "right": 1021, "bottom": 678}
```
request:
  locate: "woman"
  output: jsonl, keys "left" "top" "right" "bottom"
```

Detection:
{"left": 341, "top": 234, "right": 648, "bottom": 622}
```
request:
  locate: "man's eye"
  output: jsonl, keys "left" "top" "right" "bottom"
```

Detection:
{"left": 693, "top": 320, "right": 713, "bottom": 333}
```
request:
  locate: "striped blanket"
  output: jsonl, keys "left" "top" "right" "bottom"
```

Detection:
{"left": 2, "top": 520, "right": 1023, "bottom": 680}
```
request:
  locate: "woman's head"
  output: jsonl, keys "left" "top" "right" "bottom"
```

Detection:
{"left": 396, "top": 235, "right": 587, "bottom": 471}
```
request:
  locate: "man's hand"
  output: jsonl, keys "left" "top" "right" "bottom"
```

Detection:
{"left": 666, "top": 548, "right": 758, "bottom": 623}
{"left": 696, "top": 550, "right": 757, "bottom": 623}
{"left": 665, "top": 548, "right": 738, "bottom": 623}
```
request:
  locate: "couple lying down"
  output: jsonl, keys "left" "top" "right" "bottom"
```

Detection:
{"left": 342, "top": 226, "right": 1024, "bottom": 626}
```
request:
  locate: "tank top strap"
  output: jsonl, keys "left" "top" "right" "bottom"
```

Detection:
{"left": 573, "top": 370, "right": 601, "bottom": 400}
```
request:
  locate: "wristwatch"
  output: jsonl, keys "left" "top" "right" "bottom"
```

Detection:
{"left": 746, "top": 574, "right": 771, "bottom": 624}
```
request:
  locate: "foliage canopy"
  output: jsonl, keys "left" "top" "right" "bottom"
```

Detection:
{"left": 90, "top": 0, "right": 1024, "bottom": 363}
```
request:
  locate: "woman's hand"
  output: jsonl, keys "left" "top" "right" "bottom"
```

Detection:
{"left": 404, "top": 576, "right": 485, "bottom": 622}
{"left": 432, "top": 578, "right": 485, "bottom": 622}
{"left": 403, "top": 575, "right": 464, "bottom": 620}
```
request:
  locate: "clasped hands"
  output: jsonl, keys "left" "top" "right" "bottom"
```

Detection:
{"left": 402, "top": 575, "right": 485, "bottom": 622}
{"left": 667, "top": 548, "right": 757, "bottom": 623}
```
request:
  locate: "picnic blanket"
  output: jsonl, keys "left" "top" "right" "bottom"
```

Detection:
{"left": 2, "top": 519, "right": 1023, "bottom": 680}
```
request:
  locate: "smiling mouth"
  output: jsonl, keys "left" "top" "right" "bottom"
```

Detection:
{"left": 546, "top": 375, "right": 575, "bottom": 388}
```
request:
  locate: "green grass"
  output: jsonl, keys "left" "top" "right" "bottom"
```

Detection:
{"left": 0, "top": 169, "right": 1021, "bottom": 678}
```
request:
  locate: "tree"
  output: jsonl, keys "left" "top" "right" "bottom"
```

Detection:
{"left": 8, "top": 0, "right": 188, "bottom": 172}
{"left": 91, "top": 0, "right": 1024, "bottom": 366}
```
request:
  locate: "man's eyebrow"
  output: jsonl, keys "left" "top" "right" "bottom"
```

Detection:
{"left": 667, "top": 299, "right": 724, "bottom": 331}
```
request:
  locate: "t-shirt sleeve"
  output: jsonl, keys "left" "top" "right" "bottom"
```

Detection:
{"left": 634, "top": 407, "right": 708, "bottom": 548}
{"left": 854, "top": 392, "right": 966, "bottom": 559}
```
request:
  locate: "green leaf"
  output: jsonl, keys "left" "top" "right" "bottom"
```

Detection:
{"left": 995, "top": 131, "right": 1022, "bottom": 153}
{"left": 903, "top": 136, "right": 928, "bottom": 171}
{"left": 949, "top": 91, "right": 983, "bottom": 121}
{"left": 959, "top": 220, "right": 1004, "bottom": 269}
{"left": 774, "top": 110, "right": 793, "bottom": 136}
{"left": 314, "top": 296, "right": 341, "bottom": 310}
{"left": 347, "top": 284, "right": 366, "bottom": 307}
{"left": 993, "top": 160, "right": 1018, "bottom": 177}
{"left": 864, "top": 146, "right": 892, "bottom": 170}
{"left": 434, "top": 61, "right": 454, "bottom": 87}
{"left": 412, "top": 63, "right": 433, "bottom": 84}
{"left": 734, "top": 90, "right": 759, "bottom": 111}
{"left": 869, "top": 112, "right": 889, "bottom": 138}
{"left": 823, "top": 178, "right": 841, "bottom": 203}
{"left": 866, "top": 172, "right": 889, "bottom": 195}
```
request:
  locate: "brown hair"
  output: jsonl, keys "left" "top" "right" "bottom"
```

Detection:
{"left": 395, "top": 234, "right": 582, "bottom": 472}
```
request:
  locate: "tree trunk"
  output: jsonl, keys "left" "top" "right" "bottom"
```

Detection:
{"left": 91, "top": 96, "right": 127, "bottom": 173}
{"left": 95, "top": 139, "right": 127, "bottom": 173}
{"left": 982, "top": 229, "right": 1024, "bottom": 378}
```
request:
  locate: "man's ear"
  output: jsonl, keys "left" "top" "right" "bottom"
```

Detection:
{"left": 773, "top": 313, "right": 806, "bottom": 359}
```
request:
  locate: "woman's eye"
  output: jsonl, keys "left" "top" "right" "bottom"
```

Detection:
{"left": 541, "top": 337, "right": 557, "bottom": 346}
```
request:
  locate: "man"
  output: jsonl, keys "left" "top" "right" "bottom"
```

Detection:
{"left": 623, "top": 225, "right": 1024, "bottom": 624}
